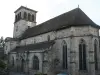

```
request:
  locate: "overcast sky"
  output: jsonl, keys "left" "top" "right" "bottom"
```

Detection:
{"left": 0, "top": 0, "right": 100, "bottom": 38}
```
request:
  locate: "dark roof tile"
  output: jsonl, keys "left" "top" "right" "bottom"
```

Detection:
{"left": 11, "top": 40, "right": 55, "bottom": 52}
{"left": 14, "top": 6, "right": 37, "bottom": 13}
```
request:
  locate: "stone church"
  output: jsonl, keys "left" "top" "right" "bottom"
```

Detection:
{"left": 4, "top": 6, "right": 100, "bottom": 75}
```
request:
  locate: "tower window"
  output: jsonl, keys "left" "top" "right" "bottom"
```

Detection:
{"left": 28, "top": 13, "right": 31, "bottom": 21}
{"left": 15, "top": 15, "right": 18, "bottom": 22}
{"left": 18, "top": 14, "right": 20, "bottom": 21}
{"left": 15, "top": 15, "right": 17, "bottom": 22}
{"left": 32, "top": 15, "right": 34, "bottom": 21}
{"left": 17, "top": 15, "right": 18, "bottom": 21}
{"left": 19, "top": 12, "right": 21, "bottom": 19}
{"left": 24, "top": 12, "right": 27, "bottom": 20}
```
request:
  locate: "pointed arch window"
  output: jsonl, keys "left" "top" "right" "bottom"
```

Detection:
{"left": 12, "top": 57, "right": 14, "bottom": 66}
{"left": 62, "top": 40, "right": 67, "bottom": 69}
{"left": 33, "top": 56, "right": 39, "bottom": 70}
{"left": 79, "top": 39, "right": 87, "bottom": 70}
{"left": 94, "top": 39, "right": 98, "bottom": 70}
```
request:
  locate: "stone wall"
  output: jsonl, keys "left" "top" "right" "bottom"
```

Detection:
{"left": 7, "top": 25, "right": 100, "bottom": 75}
{"left": 20, "top": 31, "right": 56, "bottom": 46}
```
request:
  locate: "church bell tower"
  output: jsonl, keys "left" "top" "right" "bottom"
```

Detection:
{"left": 13, "top": 6, "right": 37, "bottom": 38}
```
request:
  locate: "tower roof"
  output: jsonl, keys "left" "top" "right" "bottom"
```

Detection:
{"left": 21, "top": 8, "right": 100, "bottom": 39}
{"left": 14, "top": 6, "right": 37, "bottom": 13}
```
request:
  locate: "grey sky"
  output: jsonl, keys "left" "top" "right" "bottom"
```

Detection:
{"left": 0, "top": 0, "right": 100, "bottom": 38}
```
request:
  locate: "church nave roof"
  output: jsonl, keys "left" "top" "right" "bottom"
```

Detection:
{"left": 21, "top": 8, "right": 100, "bottom": 39}
{"left": 11, "top": 40, "right": 55, "bottom": 52}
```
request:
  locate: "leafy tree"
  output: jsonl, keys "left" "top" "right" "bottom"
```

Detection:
{"left": 0, "top": 36, "right": 7, "bottom": 75}
{"left": 0, "top": 60, "right": 6, "bottom": 69}
{"left": 0, "top": 59, "right": 7, "bottom": 75}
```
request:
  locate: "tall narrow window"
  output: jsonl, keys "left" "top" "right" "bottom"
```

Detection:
{"left": 33, "top": 56, "right": 39, "bottom": 70}
{"left": 21, "top": 59, "right": 25, "bottom": 72}
{"left": 79, "top": 39, "right": 87, "bottom": 70}
{"left": 15, "top": 15, "right": 17, "bottom": 22}
{"left": 62, "top": 40, "right": 67, "bottom": 69}
{"left": 28, "top": 13, "right": 31, "bottom": 21}
{"left": 12, "top": 57, "right": 14, "bottom": 66}
{"left": 24, "top": 12, "right": 27, "bottom": 20}
{"left": 18, "top": 14, "right": 20, "bottom": 21}
{"left": 47, "top": 35, "right": 50, "bottom": 41}
{"left": 19, "top": 12, "right": 21, "bottom": 19}
{"left": 32, "top": 15, "right": 34, "bottom": 21}
{"left": 16, "top": 15, "right": 18, "bottom": 22}
{"left": 94, "top": 39, "right": 98, "bottom": 70}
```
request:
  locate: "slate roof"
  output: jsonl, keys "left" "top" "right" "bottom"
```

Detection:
{"left": 14, "top": 6, "right": 37, "bottom": 13}
{"left": 11, "top": 40, "right": 55, "bottom": 52}
{"left": 5, "top": 37, "right": 19, "bottom": 42}
{"left": 21, "top": 8, "right": 100, "bottom": 39}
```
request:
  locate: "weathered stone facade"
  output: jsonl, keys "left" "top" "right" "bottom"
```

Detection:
{"left": 4, "top": 6, "right": 100, "bottom": 75}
